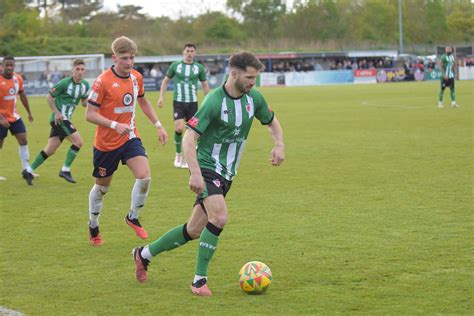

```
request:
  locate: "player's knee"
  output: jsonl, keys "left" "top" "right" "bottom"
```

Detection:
{"left": 73, "top": 139, "right": 83, "bottom": 148}
{"left": 209, "top": 213, "right": 228, "bottom": 228}
{"left": 185, "top": 223, "right": 203, "bottom": 240}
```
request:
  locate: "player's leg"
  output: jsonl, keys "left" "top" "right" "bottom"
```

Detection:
{"left": 190, "top": 194, "right": 228, "bottom": 296}
{"left": 179, "top": 102, "right": 198, "bottom": 169}
{"left": 13, "top": 119, "right": 34, "bottom": 184}
{"left": 59, "top": 130, "right": 83, "bottom": 183}
{"left": 173, "top": 101, "right": 186, "bottom": 167}
{"left": 450, "top": 79, "right": 458, "bottom": 108}
{"left": 438, "top": 79, "right": 446, "bottom": 108}
{"left": 88, "top": 176, "right": 112, "bottom": 246}
{"left": 124, "top": 140, "right": 151, "bottom": 239}
{"left": 31, "top": 135, "right": 62, "bottom": 171}
{"left": 132, "top": 203, "right": 207, "bottom": 283}
{"left": 88, "top": 146, "right": 120, "bottom": 246}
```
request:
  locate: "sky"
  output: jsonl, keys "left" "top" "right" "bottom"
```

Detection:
{"left": 102, "top": 0, "right": 229, "bottom": 19}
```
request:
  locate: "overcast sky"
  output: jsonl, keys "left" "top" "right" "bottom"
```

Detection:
{"left": 102, "top": 0, "right": 229, "bottom": 19}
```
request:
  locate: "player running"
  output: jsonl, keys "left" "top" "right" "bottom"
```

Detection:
{"left": 30, "top": 59, "right": 90, "bottom": 183}
{"left": 0, "top": 56, "right": 35, "bottom": 185}
{"left": 157, "top": 43, "right": 210, "bottom": 168}
{"left": 132, "top": 52, "right": 285, "bottom": 296}
{"left": 86, "top": 36, "right": 168, "bottom": 246}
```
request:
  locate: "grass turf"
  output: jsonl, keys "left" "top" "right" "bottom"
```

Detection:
{"left": 0, "top": 81, "right": 472, "bottom": 314}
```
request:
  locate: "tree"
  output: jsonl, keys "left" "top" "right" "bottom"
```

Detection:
{"left": 226, "top": 0, "right": 286, "bottom": 36}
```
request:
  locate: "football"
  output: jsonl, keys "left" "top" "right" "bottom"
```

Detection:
{"left": 239, "top": 261, "right": 272, "bottom": 294}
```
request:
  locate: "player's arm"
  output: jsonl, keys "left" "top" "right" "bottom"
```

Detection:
{"left": 137, "top": 96, "right": 168, "bottom": 145}
{"left": 47, "top": 93, "right": 63, "bottom": 125}
{"left": 183, "top": 129, "right": 204, "bottom": 194}
{"left": 19, "top": 91, "right": 33, "bottom": 123}
{"left": 201, "top": 80, "right": 210, "bottom": 96}
{"left": 157, "top": 76, "right": 171, "bottom": 108}
{"left": 85, "top": 103, "right": 131, "bottom": 136}
{"left": 266, "top": 116, "right": 285, "bottom": 166}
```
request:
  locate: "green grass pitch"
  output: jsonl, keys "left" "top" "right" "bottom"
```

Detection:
{"left": 0, "top": 81, "right": 472, "bottom": 314}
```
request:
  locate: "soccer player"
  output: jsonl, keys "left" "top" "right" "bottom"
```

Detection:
{"left": 30, "top": 59, "right": 90, "bottom": 183}
{"left": 157, "top": 43, "right": 210, "bottom": 168}
{"left": 0, "top": 56, "right": 35, "bottom": 185}
{"left": 132, "top": 52, "right": 285, "bottom": 296}
{"left": 85, "top": 36, "right": 169, "bottom": 246}
{"left": 438, "top": 46, "right": 459, "bottom": 108}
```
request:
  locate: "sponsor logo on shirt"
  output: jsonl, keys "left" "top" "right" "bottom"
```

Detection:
{"left": 122, "top": 93, "right": 133, "bottom": 106}
{"left": 89, "top": 91, "right": 98, "bottom": 102}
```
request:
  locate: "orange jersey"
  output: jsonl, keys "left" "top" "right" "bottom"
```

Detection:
{"left": 88, "top": 67, "right": 145, "bottom": 151}
{"left": 0, "top": 73, "right": 24, "bottom": 122}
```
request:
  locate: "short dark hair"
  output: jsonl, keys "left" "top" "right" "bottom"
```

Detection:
{"left": 229, "top": 52, "right": 264, "bottom": 71}
{"left": 2, "top": 56, "right": 15, "bottom": 64}
{"left": 184, "top": 43, "right": 196, "bottom": 50}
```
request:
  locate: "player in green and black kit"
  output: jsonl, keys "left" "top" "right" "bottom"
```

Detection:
{"left": 438, "top": 46, "right": 459, "bottom": 108}
{"left": 157, "top": 43, "right": 210, "bottom": 168}
{"left": 30, "top": 59, "right": 90, "bottom": 183}
{"left": 132, "top": 52, "right": 285, "bottom": 296}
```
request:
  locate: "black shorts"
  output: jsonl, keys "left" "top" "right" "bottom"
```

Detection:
{"left": 195, "top": 168, "right": 233, "bottom": 207}
{"left": 0, "top": 118, "right": 26, "bottom": 139}
{"left": 92, "top": 138, "right": 147, "bottom": 178}
{"left": 441, "top": 78, "right": 455, "bottom": 89}
{"left": 173, "top": 101, "right": 198, "bottom": 121}
{"left": 49, "top": 120, "right": 77, "bottom": 141}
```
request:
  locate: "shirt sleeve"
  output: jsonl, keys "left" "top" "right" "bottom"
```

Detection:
{"left": 87, "top": 78, "right": 105, "bottom": 107}
{"left": 81, "top": 81, "right": 91, "bottom": 100}
{"left": 17, "top": 75, "right": 24, "bottom": 93}
{"left": 185, "top": 95, "right": 217, "bottom": 135}
{"left": 166, "top": 62, "right": 175, "bottom": 78}
{"left": 198, "top": 64, "right": 207, "bottom": 82}
{"left": 138, "top": 73, "right": 145, "bottom": 97}
{"left": 253, "top": 90, "right": 274, "bottom": 125}
{"left": 50, "top": 79, "right": 66, "bottom": 98}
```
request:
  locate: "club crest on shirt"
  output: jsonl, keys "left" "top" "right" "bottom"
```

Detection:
{"left": 212, "top": 179, "right": 221, "bottom": 188}
{"left": 98, "top": 167, "right": 107, "bottom": 177}
{"left": 122, "top": 93, "right": 133, "bottom": 106}
{"left": 8, "top": 88, "right": 15, "bottom": 95}
{"left": 187, "top": 117, "right": 199, "bottom": 128}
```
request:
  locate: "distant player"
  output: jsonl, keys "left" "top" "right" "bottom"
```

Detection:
{"left": 30, "top": 59, "right": 90, "bottom": 183}
{"left": 86, "top": 36, "right": 168, "bottom": 246}
{"left": 132, "top": 52, "right": 285, "bottom": 296}
{"left": 438, "top": 46, "right": 459, "bottom": 108}
{"left": 0, "top": 56, "right": 35, "bottom": 185}
{"left": 157, "top": 43, "right": 210, "bottom": 168}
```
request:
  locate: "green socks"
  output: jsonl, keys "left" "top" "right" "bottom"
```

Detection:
{"left": 174, "top": 132, "right": 182, "bottom": 154}
{"left": 64, "top": 145, "right": 80, "bottom": 168}
{"left": 148, "top": 224, "right": 191, "bottom": 256}
{"left": 31, "top": 150, "right": 48, "bottom": 170}
{"left": 195, "top": 222, "right": 223, "bottom": 277}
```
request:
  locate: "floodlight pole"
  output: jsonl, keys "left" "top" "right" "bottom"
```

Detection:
{"left": 399, "top": 0, "right": 404, "bottom": 54}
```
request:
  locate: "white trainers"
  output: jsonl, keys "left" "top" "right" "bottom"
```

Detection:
{"left": 451, "top": 102, "right": 459, "bottom": 108}
{"left": 0, "top": 176, "right": 6, "bottom": 181}
{"left": 181, "top": 161, "right": 189, "bottom": 169}
{"left": 173, "top": 154, "right": 182, "bottom": 168}
{"left": 438, "top": 101, "right": 444, "bottom": 108}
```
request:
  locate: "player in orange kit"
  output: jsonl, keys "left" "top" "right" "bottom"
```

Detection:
{"left": 0, "top": 56, "right": 35, "bottom": 185}
{"left": 85, "top": 36, "right": 168, "bottom": 246}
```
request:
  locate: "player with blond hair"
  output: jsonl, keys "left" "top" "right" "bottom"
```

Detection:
{"left": 86, "top": 36, "right": 168, "bottom": 246}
